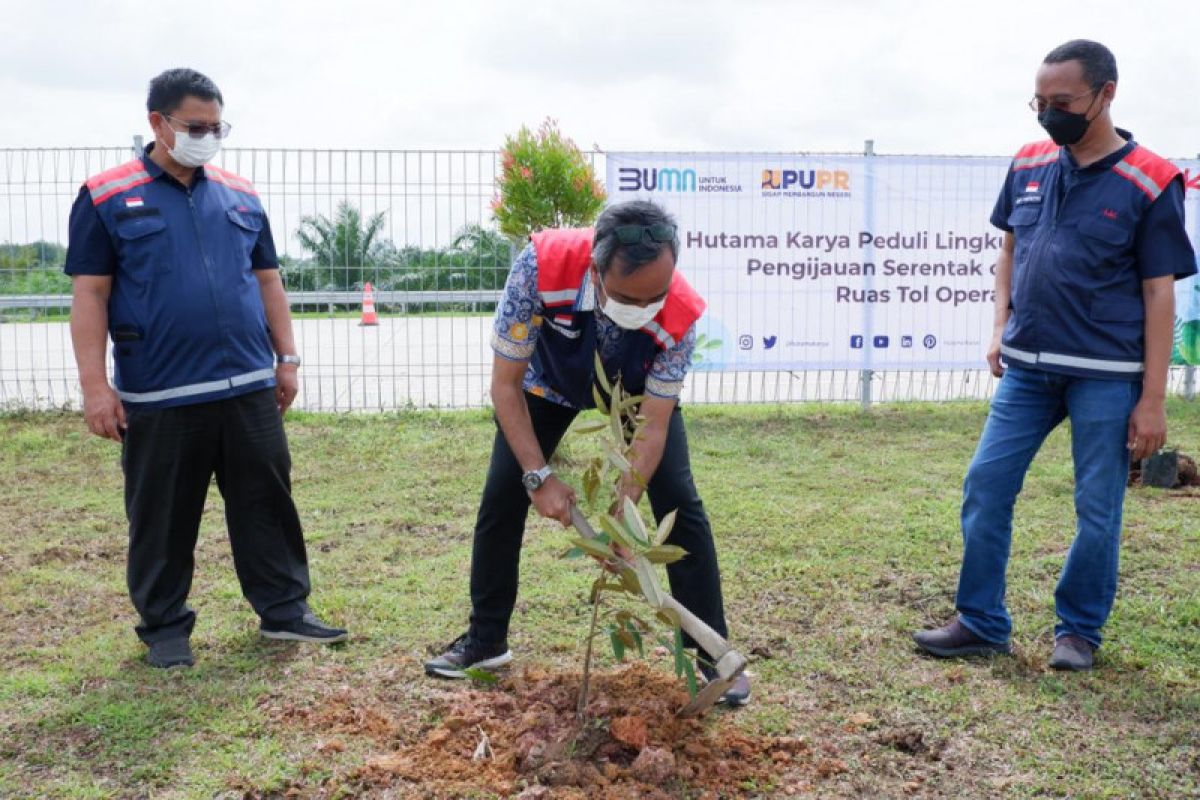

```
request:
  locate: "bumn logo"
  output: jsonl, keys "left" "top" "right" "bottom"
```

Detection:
{"left": 618, "top": 167, "right": 698, "bottom": 193}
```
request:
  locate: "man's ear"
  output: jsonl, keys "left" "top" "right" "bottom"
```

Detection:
{"left": 148, "top": 112, "right": 167, "bottom": 143}
{"left": 1100, "top": 80, "right": 1117, "bottom": 104}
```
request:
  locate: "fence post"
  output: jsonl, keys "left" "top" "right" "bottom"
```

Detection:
{"left": 132, "top": 134, "right": 144, "bottom": 156}
{"left": 860, "top": 139, "right": 876, "bottom": 410}
{"left": 1186, "top": 154, "right": 1200, "bottom": 401}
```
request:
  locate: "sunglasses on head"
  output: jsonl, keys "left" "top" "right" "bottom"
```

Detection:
{"left": 614, "top": 223, "right": 676, "bottom": 246}
{"left": 165, "top": 115, "right": 233, "bottom": 140}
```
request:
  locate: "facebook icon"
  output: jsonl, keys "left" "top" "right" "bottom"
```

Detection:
{"left": 850, "top": 335, "right": 865, "bottom": 349}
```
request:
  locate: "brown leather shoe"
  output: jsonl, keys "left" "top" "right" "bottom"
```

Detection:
{"left": 912, "top": 618, "right": 1012, "bottom": 658}
{"left": 1048, "top": 634, "right": 1095, "bottom": 671}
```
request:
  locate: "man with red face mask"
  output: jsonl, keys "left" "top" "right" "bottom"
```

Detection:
{"left": 65, "top": 68, "right": 346, "bottom": 669}
{"left": 913, "top": 41, "right": 1195, "bottom": 671}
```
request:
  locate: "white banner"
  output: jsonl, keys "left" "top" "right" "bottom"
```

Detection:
{"left": 606, "top": 152, "right": 1200, "bottom": 371}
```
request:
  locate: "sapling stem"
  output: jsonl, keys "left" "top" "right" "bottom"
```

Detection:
{"left": 576, "top": 565, "right": 606, "bottom": 720}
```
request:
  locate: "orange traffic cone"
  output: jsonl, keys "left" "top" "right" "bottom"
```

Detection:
{"left": 359, "top": 281, "right": 379, "bottom": 327}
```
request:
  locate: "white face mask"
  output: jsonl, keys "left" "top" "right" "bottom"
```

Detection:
{"left": 167, "top": 129, "right": 221, "bottom": 168}
{"left": 600, "top": 293, "right": 666, "bottom": 330}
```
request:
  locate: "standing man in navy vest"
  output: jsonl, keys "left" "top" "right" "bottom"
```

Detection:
{"left": 914, "top": 41, "right": 1196, "bottom": 670}
{"left": 425, "top": 201, "right": 750, "bottom": 706}
{"left": 65, "top": 68, "right": 347, "bottom": 669}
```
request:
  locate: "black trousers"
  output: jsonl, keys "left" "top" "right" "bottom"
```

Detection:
{"left": 468, "top": 393, "right": 728, "bottom": 649}
{"left": 121, "top": 388, "right": 311, "bottom": 643}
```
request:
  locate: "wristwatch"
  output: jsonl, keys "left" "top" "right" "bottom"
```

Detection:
{"left": 277, "top": 354, "right": 302, "bottom": 367}
{"left": 522, "top": 465, "right": 554, "bottom": 492}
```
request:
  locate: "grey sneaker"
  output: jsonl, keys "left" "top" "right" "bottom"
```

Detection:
{"left": 260, "top": 612, "right": 348, "bottom": 644}
{"left": 912, "top": 618, "right": 1012, "bottom": 658}
{"left": 1049, "top": 634, "right": 1095, "bottom": 671}
{"left": 147, "top": 637, "right": 194, "bottom": 669}
{"left": 698, "top": 660, "right": 752, "bottom": 707}
{"left": 424, "top": 633, "right": 512, "bottom": 679}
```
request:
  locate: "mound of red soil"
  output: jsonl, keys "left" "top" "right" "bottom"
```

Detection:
{"left": 341, "top": 663, "right": 817, "bottom": 798}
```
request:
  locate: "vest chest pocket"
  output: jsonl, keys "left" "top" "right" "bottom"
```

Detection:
{"left": 1007, "top": 202, "right": 1043, "bottom": 228}
{"left": 114, "top": 210, "right": 170, "bottom": 277}
{"left": 1076, "top": 215, "right": 1133, "bottom": 271}
{"left": 226, "top": 207, "right": 263, "bottom": 261}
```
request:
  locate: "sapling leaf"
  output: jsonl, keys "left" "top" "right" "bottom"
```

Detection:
{"left": 592, "top": 384, "right": 610, "bottom": 416}
{"left": 622, "top": 497, "right": 651, "bottom": 545}
{"left": 626, "top": 621, "right": 645, "bottom": 657}
{"left": 561, "top": 546, "right": 585, "bottom": 559}
{"left": 653, "top": 510, "right": 677, "bottom": 546}
{"left": 618, "top": 394, "right": 642, "bottom": 412}
{"left": 572, "top": 537, "right": 615, "bottom": 561}
{"left": 463, "top": 667, "right": 499, "bottom": 685}
{"left": 609, "top": 629, "right": 626, "bottom": 662}
{"left": 656, "top": 608, "right": 682, "bottom": 628}
{"left": 573, "top": 419, "right": 608, "bottom": 435}
{"left": 609, "top": 385, "right": 624, "bottom": 442}
{"left": 598, "top": 514, "right": 636, "bottom": 552}
{"left": 643, "top": 545, "right": 688, "bottom": 565}
{"left": 618, "top": 567, "right": 643, "bottom": 596}
{"left": 593, "top": 352, "right": 612, "bottom": 395}
{"left": 606, "top": 447, "right": 632, "bottom": 473}
{"left": 591, "top": 575, "right": 624, "bottom": 602}
{"left": 673, "top": 628, "right": 686, "bottom": 678}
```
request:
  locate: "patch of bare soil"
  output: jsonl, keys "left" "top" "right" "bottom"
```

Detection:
{"left": 272, "top": 663, "right": 822, "bottom": 799}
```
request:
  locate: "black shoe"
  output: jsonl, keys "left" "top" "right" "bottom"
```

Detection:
{"left": 260, "top": 612, "right": 348, "bottom": 644}
{"left": 1049, "top": 634, "right": 1095, "bottom": 671}
{"left": 697, "top": 660, "right": 752, "bottom": 707}
{"left": 147, "top": 637, "right": 194, "bottom": 669}
{"left": 424, "top": 633, "right": 512, "bottom": 679}
{"left": 912, "top": 618, "right": 1011, "bottom": 658}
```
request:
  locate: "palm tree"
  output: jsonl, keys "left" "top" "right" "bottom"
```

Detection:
{"left": 295, "top": 201, "right": 388, "bottom": 289}
{"left": 449, "top": 224, "right": 514, "bottom": 290}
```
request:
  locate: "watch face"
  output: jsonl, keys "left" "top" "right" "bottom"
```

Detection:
{"left": 522, "top": 472, "right": 542, "bottom": 491}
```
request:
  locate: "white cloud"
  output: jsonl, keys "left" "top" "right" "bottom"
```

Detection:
{"left": 0, "top": 0, "right": 1197, "bottom": 155}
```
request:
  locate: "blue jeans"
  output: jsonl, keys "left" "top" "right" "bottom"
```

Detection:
{"left": 955, "top": 366, "right": 1140, "bottom": 648}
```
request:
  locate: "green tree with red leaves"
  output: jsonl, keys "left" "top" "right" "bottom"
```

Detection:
{"left": 492, "top": 118, "right": 605, "bottom": 241}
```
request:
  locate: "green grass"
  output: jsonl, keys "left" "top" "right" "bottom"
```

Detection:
{"left": 1, "top": 402, "right": 1198, "bottom": 798}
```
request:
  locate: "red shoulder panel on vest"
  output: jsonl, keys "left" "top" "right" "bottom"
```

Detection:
{"left": 85, "top": 159, "right": 153, "bottom": 205}
{"left": 1116, "top": 146, "right": 1180, "bottom": 194}
{"left": 532, "top": 228, "right": 595, "bottom": 300}
{"left": 1011, "top": 140, "right": 1061, "bottom": 171}
{"left": 655, "top": 270, "right": 706, "bottom": 342}
{"left": 203, "top": 164, "right": 258, "bottom": 196}
{"left": 1015, "top": 140, "right": 1059, "bottom": 159}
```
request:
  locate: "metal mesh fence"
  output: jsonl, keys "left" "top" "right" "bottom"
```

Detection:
{"left": 1, "top": 144, "right": 1194, "bottom": 410}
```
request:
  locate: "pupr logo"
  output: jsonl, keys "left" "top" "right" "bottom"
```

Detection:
{"left": 761, "top": 168, "right": 851, "bottom": 196}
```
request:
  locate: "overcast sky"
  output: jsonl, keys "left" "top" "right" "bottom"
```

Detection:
{"left": 2, "top": 0, "right": 1197, "bottom": 157}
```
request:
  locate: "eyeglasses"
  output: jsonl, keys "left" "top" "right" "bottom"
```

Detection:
{"left": 614, "top": 223, "right": 676, "bottom": 246}
{"left": 1028, "top": 88, "right": 1098, "bottom": 114}
{"left": 165, "top": 115, "right": 233, "bottom": 140}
